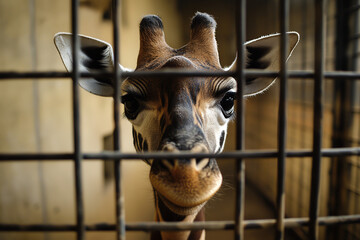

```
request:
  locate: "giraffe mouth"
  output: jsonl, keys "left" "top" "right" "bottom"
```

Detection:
{"left": 150, "top": 160, "right": 222, "bottom": 217}
{"left": 158, "top": 192, "right": 206, "bottom": 216}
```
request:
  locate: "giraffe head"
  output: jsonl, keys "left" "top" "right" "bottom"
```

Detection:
{"left": 54, "top": 12, "right": 299, "bottom": 216}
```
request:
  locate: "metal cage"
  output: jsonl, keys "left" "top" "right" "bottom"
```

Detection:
{"left": 0, "top": 0, "right": 360, "bottom": 240}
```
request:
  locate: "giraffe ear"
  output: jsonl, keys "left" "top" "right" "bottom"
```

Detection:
{"left": 54, "top": 32, "right": 133, "bottom": 96}
{"left": 226, "top": 32, "right": 300, "bottom": 97}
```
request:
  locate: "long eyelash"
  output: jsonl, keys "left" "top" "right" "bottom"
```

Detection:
{"left": 214, "top": 86, "right": 235, "bottom": 98}
{"left": 121, "top": 92, "right": 144, "bottom": 103}
{"left": 122, "top": 78, "right": 148, "bottom": 98}
{"left": 212, "top": 77, "right": 237, "bottom": 97}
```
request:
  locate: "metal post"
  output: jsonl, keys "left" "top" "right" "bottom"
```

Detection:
{"left": 112, "top": 0, "right": 125, "bottom": 239}
{"left": 71, "top": 0, "right": 84, "bottom": 239}
{"left": 276, "top": 0, "right": 289, "bottom": 239}
{"left": 309, "top": 0, "right": 326, "bottom": 239}
{"left": 328, "top": 0, "right": 350, "bottom": 239}
{"left": 235, "top": 0, "right": 246, "bottom": 239}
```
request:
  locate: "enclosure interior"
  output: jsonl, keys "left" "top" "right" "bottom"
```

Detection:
{"left": 0, "top": 0, "right": 359, "bottom": 240}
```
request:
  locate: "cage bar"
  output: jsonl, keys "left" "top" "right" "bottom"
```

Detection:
{"left": 2, "top": 70, "right": 360, "bottom": 80}
{"left": 1, "top": 214, "right": 359, "bottom": 232}
{"left": 70, "top": 0, "right": 85, "bottom": 240}
{"left": 111, "top": 0, "right": 126, "bottom": 239}
{"left": 1, "top": 147, "right": 360, "bottom": 161}
{"left": 234, "top": 0, "right": 246, "bottom": 239}
{"left": 275, "top": 0, "right": 289, "bottom": 239}
{"left": 309, "top": 0, "right": 326, "bottom": 239}
{"left": 350, "top": 1, "right": 360, "bottom": 236}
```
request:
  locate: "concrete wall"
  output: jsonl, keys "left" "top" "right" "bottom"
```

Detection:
{"left": 0, "top": 0, "right": 181, "bottom": 239}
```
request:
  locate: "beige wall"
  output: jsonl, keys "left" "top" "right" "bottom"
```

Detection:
{"left": 0, "top": 0, "right": 182, "bottom": 239}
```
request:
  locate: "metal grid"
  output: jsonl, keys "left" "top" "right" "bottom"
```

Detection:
{"left": 0, "top": 0, "right": 360, "bottom": 240}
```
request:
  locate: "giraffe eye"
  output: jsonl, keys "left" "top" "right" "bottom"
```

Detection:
{"left": 122, "top": 94, "right": 141, "bottom": 120}
{"left": 220, "top": 92, "right": 236, "bottom": 118}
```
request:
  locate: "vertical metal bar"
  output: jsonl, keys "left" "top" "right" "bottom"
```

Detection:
{"left": 112, "top": 0, "right": 125, "bottom": 239}
{"left": 328, "top": 1, "right": 352, "bottom": 239}
{"left": 355, "top": 2, "right": 360, "bottom": 235}
{"left": 352, "top": 159, "right": 360, "bottom": 238}
{"left": 276, "top": 0, "right": 289, "bottom": 239}
{"left": 349, "top": 0, "right": 360, "bottom": 237}
{"left": 352, "top": 0, "right": 360, "bottom": 70}
{"left": 298, "top": 0, "right": 309, "bottom": 219}
{"left": 309, "top": 0, "right": 326, "bottom": 239}
{"left": 234, "top": 0, "right": 246, "bottom": 239}
{"left": 71, "top": 0, "right": 84, "bottom": 239}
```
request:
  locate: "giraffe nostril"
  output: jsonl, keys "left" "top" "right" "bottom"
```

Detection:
{"left": 195, "top": 158, "right": 210, "bottom": 170}
{"left": 159, "top": 143, "right": 210, "bottom": 171}
{"left": 161, "top": 143, "right": 178, "bottom": 152}
{"left": 161, "top": 159, "right": 175, "bottom": 170}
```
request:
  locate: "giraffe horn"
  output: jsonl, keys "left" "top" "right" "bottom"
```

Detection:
{"left": 187, "top": 12, "right": 221, "bottom": 68}
{"left": 137, "top": 15, "right": 170, "bottom": 68}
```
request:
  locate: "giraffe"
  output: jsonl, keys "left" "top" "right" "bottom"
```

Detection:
{"left": 54, "top": 12, "right": 299, "bottom": 240}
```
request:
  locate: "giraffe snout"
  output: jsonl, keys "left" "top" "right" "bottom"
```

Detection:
{"left": 150, "top": 141, "right": 222, "bottom": 210}
{"left": 160, "top": 143, "right": 210, "bottom": 173}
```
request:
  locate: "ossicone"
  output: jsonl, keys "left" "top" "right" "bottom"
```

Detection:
{"left": 137, "top": 15, "right": 171, "bottom": 68}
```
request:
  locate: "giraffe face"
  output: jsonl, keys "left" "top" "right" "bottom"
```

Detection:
{"left": 54, "top": 12, "right": 299, "bottom": 217}
{"left": 122, "top": 60, "right": 235, "bottom": 215}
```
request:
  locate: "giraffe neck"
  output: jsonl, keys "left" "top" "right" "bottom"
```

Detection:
{"left": 151, "top": 192, "right": 205, "bottom": 240}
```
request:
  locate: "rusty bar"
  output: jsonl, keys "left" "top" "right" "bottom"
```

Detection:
{"left": 234, "top": 0, "right": 246, "bottom": 239}
{"left": 1, "top": 215, "right": 359, "bottom": 232}
{"left": 309, "top": 0, "right": 326, "bottom": 239}
{"left": 111, "top": 0, "right": 125, "bottom": 239}
{"left": 1, "top": 147, "right": 360, "bottom": 161}
{"left": 71, "top": 0, "right": 84, "bottom": 239}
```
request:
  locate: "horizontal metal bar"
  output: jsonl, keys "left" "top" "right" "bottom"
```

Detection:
{"left": 0, "top": 147, "right": 359, "bottom": 161}
{"left": 0, "top": 153, "right": 74, "bottom": 160}
{"left": 0, "top": 70, "right": 233, "bottom": 79}
{"left": 1, "top": 70, "right": 360, "bottom": 80}
{"left": 1, "top": 215, "right": 359, "bottom": 232}
{"left": 0, "top": 71, "right": 71, "bottom": 79}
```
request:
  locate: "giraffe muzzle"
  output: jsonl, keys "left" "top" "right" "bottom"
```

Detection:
{"left": 150, "top": 142, "right": 222, "bottom": 213}
{"left": 160, "top": 142, "right": 210, "bottom": 172}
